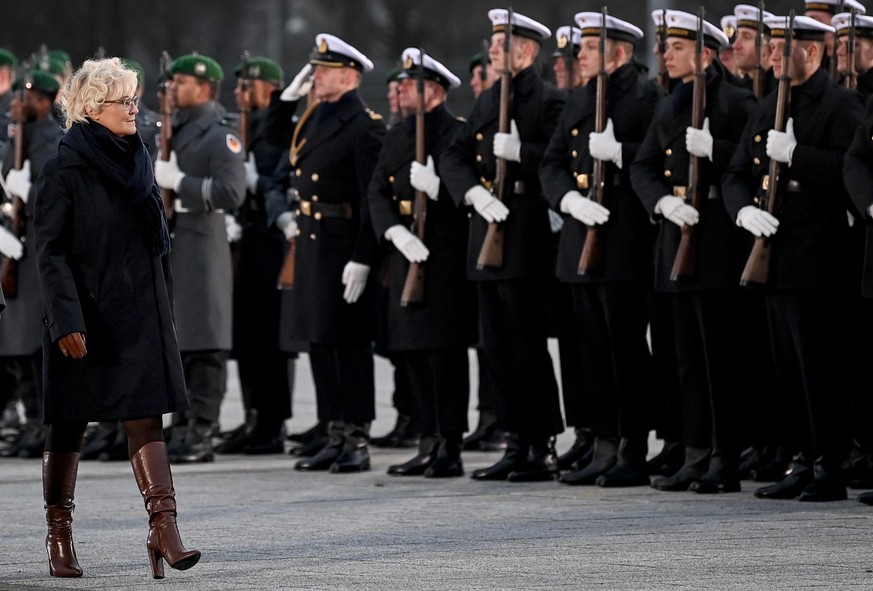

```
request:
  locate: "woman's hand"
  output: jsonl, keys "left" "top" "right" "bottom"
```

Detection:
{"left": 58, "top": 332, "right": 87, "bottom": 359}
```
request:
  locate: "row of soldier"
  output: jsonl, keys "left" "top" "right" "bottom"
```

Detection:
{"left": 2, "top": 0, "right": 873, "bottom": 505}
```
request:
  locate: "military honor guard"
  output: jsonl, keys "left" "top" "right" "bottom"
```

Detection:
{"left": 730, "top": 4, "right": 777, "bottom": 96}
{"left": 552, "top": 25, "right": 586, "bottom": 91}
{"left": 833, "top": 8, "right": 873, "bottom": 98}
{"left": 0, "top": 50, "right": 17, "bottom": 153}
{"left": 154, "top": 53, "right": 247, "bottom": 463}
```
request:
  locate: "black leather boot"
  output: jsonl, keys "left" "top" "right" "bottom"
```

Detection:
{"left": 596, "top": 437, "right": 650, "bottom": 487}
{"left": 645, "top": 440, "right": 684, "bottom": 476}
{"left": 80, "top": 422, "right": 119, "bottom": 460}
{"left": 689, "top": 450, "right": 741, "bottom": 494}
{"left": 462, "top": 409, "right": 499, "bottom": 451}
{"left": 798, "top": 459, "right": 847, "bottom": 502}
{"left": 330, "top": 423, "right": 371, "bottom": 473}
{"left": 288, "top": 434, "right": 329, "bottom": 457}
{"left": 371, "top": 414, "right": 417, "bottom": 448}
{"left": 214, "top": 410, "right": 258, "bottom": 454}
{"left": 557, "top": 428, "right": 594, "bottom": 470}
{"left": 754, "top": 455, "right": 813, "bottom": 499}
{"left": 170, "top": 421, "right": 215, "bottom": 464}
{"left": 749, "top": 446, "right": 792, "bottom": 482}
{"left": 387, "top": 435, "right": 442, "bottom": 476}
{"left": 471, "top": 433, "right": 528, "bottom": 481}
{"left": 287, "top": 421, "right": 328, "bottom": 444}
{"left": 559, "top": 436, "right": 619, "bottom": 485}
{"left": 507, "top": 437, "right": 559, "bottom": 482}
{"left": 651, "top": 446, "right": 710, "bottom": 492}
{"left": 295, "top": 422, "right": 344, "bottom": 471}
{"left": 425, "top": 434, "right": 464, "bottom": 478}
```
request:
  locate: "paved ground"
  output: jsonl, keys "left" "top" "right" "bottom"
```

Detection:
{"left": 1, "top": 352, "right": 872, "bottom": 590}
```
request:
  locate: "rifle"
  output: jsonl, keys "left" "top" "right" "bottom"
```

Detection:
{"left": 238, "top": 50, "right": 252, "bottom": 153}
{"left": 0, "top": 64, "right": 28, "bottom": 298}
{"left": 846, "top": 9, "right": 858, "bottom": 90}
{"left": 740, "top": 11, "right": 794, "bottom": 287}
{"left": 752, "top": 1, "right": 766, "bottom": 99}
{"left": 564, "top": 25, "right": 575, "bottom": 93}
{"left": 669, "top": 6, "right": 706, "bottom": 281}
{"left": 400, "top": 50, "right": 429, "bottom": 306}
{"left": 830, "top": 1, "right": 846, "bottom": 81}
{"left": 476, "top": 7, "right": 513, "bottom": 270}
{"left": 158, "top": 51, "right": 174, "bottom": 222}
{"left": 578, "top": 7, "right": 609, "bottom": 276}
{"left": 656, "top": 9, "right": 669, "bottom": 90}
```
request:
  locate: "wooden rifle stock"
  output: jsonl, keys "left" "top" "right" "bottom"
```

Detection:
{"left": 477, "top": 7, "right": 513, "bottom": 270}
{"left": 740, "top": 12, "right": 794, "bottom": 287}
{"left": 158, "top": 51, "right": 175, "bottom": 223}
{"left": 670, "top": 7, "right": 706, "bottom": 281}
{"left": 578, "top": 7, "right": 609, "bottom": 275}
{"left": 0, "top": 65, "right": 28, "bottom": 298}
{"left": 400, "top": 50, "right": 429, "bottom": 307}
{"left": 277, "top": 235, "right": 296, "bottom": 288}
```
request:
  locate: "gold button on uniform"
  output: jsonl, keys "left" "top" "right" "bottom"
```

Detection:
{"left": 295, "top": 169, "right": 302, "bottom": 177}
{"left": 311, "top": 173, "right": 319, "bottom": 182}
{"left": 753, "top": 157, "right": 760, "bottom": 165}
{"left": 665, "top": 149, "right": 672, "bottom": 156}
{"left": 389, "top": 175, "right": 395, "bottom": 183}
{"left": 571, "top": 149, "right": 578, "bottom": 158}
{"left": 312, "top": 195, "right": 319, "bottom": 202}
{"left": 753, "top": 197, "right": 760, "bottom": 204}
{"left": 309, "top": 233, "right": 316, "bottom": 240}
{"left": 664, "top": 170, "right": 672, "bottom": 178}
{"left": 475, "top": 132, "right": 484, "bottom": 141}
{"left": 476, "top": 154, "right": 483, "bottom": 162}
{"left": 314, "top": 212, "right": 322, "bottom": 220}
{"left": 571, "top": 128, "right": 579, "bottom": 137}
{"left": 754, "top": 135, "right": 762, "bottom": 143}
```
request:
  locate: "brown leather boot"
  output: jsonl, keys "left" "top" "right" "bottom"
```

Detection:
{"left": 43, "top": 452, "right": 83, "bottom": 577}
{"left": 130, "top": 442, "right": 201, "bottom": 579}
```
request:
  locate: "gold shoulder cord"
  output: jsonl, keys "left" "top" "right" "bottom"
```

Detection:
{"left": 290, "top": 100, "right": 320, "bottom": 167}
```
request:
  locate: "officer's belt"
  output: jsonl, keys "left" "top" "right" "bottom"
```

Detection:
{"left": 299, "top": 200, "right": 352, "bottom": 219}
{"left": 480, "top": 180, "right": 527, "bottom": 195}
{"left": 761, "top": 175, "right": 804, "bottom": 193}
{"left": 672, "top": 186, "right": 721, "bottom": 200}
{"left": 173, "top": 199, "right": 225, "bottom": 214}
{"left": 576, "top": 173, "right": 622, "bottom": 191}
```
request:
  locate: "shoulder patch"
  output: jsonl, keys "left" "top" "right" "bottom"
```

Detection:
{"left": 226, "top": 133, "right": 242, "bottom": 154}
{"left": 365, "top": 108, "right": 383, "bottom": 121}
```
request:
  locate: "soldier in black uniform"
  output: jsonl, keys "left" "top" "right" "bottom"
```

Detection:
{"left": 154, "top": 53, "right": 247, "bottom": 463}
{"left": 730, "top": 4, "right": 778, "bottom": 96}
{"left": 441, "top": 9, "right": 565, "bottom": 483}
{"left": 368, "top": 49, "right": 471, "bottom": 478}
{"left": 630, "top": 10, "right": 756, "bottom": 494}
{"left": 265, "top": 34, "right": 384, "bottom": 474}
{"left": 834, "top": 12, "right": 873, "bottom": 100}
{"left": 724, "top": 15, "right": 864, "bottom": 502}
{"left": 552, "top": 26, "right": 586, "bottom": 91}
{"left": 0, "top": 71, "right": 63, "bottom": 458}
{"left": 541, "top": 12, "right": 661, "bottom": 487}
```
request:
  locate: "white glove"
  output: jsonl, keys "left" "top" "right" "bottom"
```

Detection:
{"left": 244, "top": 153, "right": 259, "bottom": 194}
{"left": 766, "top": 117, "right": 797, "bottom": 166}
{"left": 155, "top": 151, "right": 185, "bottom": 192}
{"left": 281, "top": 64, "right": 313, "bottom": 102}
{"left": 559, "top": 191, "right": 610, "bottom": 226}
{"left": 0, "top": 226, "right": 23, "bottom": 260}
{"left": 547, "top": 209, "right": 564, "bottom": 233}
{"left": 588, "top": 119, "right": 623, "bottom": 168}
{"left": 5, "top": 160, "right": 31, "bottom": 203}
{"left": 736, "top": 205, "right": 779, "bottom": 237}
{"left": 385, "top": 224, "right": 429, "bottom": 263}
{"left": 685, "top": 117, "right": 713, "bottom": 161}
{"left": 493, "top": 119, "right": 522, "bottom": 163}
{"left": 409, "top": 155, "right": 440, "bottom": 201}
{"left": 276, "top": 211, "right": 298, "bottom": 240}
{"left": 341, "top": 261, "right": 370, "bottom": 304}
{"left": 464, "top": 185, "right": 509, "bottom": 223}
{"left": 656, "top": 195, "right": 699, "bottom": 227}
{"left": 225, "top": 214, "right": 242, "bottom": 243}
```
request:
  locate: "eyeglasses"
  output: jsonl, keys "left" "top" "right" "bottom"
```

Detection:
{"left": 105, "top": 96, "right": 140, "bottom": 110}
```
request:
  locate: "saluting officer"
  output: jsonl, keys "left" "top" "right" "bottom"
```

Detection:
{"left": 630, "top": 10, "right": 756, "bottom": 494}
{"left": 368, "top": 48, "right": 472, "bottom": 478}
{"left": 723, "top": 15, "right": 864, "bottom": 502}
{"left": 0, "top": 71, "right": 63, "bottom": 458}
{"left": 441, "top": 9, "right": 565, "bottom": 483}
{"left": 266, "top": 34, "right": 384, "bottom": 474}
{"left": 540, "top": 12, "right": 661, "bottom": 488}
{"left": 154, "top": 53, "right": 246, "bottom": 463}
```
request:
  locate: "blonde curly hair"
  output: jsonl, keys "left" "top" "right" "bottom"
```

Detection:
{"left": 60, "top": 57, "right": 137, "bottom": 130}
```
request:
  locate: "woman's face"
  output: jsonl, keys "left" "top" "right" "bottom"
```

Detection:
{"left": 93, "top": 88, "right": 139, "bottom": 137}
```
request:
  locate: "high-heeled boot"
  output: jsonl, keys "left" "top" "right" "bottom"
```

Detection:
{"left": 130, "top": 442, "right": 201, "bottom": 579}
{"left": 43, "top": 452, "right": 83, "bottom": 577}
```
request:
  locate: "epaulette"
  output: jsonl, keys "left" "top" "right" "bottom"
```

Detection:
{"left": 365, "top": 108, "right": 383, "bottom": 121}
{"left": 455, "top": 115, "right": 467, "bottom": 123}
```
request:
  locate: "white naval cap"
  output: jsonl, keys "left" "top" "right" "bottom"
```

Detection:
{"left": 488, "top": 9, "right": 552, "bottom": 44}
{"left": 721, "top": 15, "right": 738, "bottom": 41}
{"left": 765, "top": 14, "right": 836, "bottom": 40}
{"left": 552, "top": 26, "right": 583, "bottom": 57}
{"left": 833, "top": 11, "right": 873, "bottom": 36}
{"left": 805, "top": 0, "right": 866, "bottom": 15}
{"left": 310, "top": 33, "right": 374, "bottom": 72}
{"left": 734, "top": 4, "right": 776, "bottom": 31}
{"left": 398, "top": 48, "right": 461, "bottom": 89}
{"left": 663, "top": 9, "right": 731, "bottom": 49}
{"left": 574, "top": 12, "right": 645, "bottom": 44}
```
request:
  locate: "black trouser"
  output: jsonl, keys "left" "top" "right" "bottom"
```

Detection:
{"left": 765, "top": 289, "right": 850, "bottom": 464}
{"left": 555, "top": 282, "right": 588, "bottom": 428}
{"left": 178, "top": 350, "right": 228, "bottom": 425}
{"left": 474, "top": 348, "right": 496, "bottom": 413}
{"left": 0, "top": 353, "right": 42, "bottom": 421}
{"left": 404, "top": 347, "right": 469, "bottom": 437}
{"left": 477, "top": 280, "right": 562, "bottom": 441}
{"left": 237, "top": 355, "right": 292, "bottom": 434}
{"left": 571, "top": 281, "right": 652, "bottom": 440}
{"left": 649, "top": 292, "right": 682, "bottom": 443}
{"left": 308, "top": 343, "right": 375, "bottom": 424}
{"left": 672, "top": 290, "right": 741, "bottom": 454}
{"left": 389, "top": 353, "right": 414, "bottom": 417}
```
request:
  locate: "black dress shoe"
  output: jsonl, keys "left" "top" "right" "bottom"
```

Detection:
{"left": 171, "top": 422, "right": 215, "bottom": 464}
{"left": 243, "top": 433, "right": 285, "bottom": 455}
{"left": 557, "top": 428, "right": 593, "bottom": 470}
{"left": 857, "top": 491, "right": 873, "bottom": 505}
{"left": 559, "top": 436, "right": 619, "bottom": 486}
{"left": 507, "top": 439, "right": 559, "bottom": 483}
{"left": 288, "top": 435, "right": 328, "bottom": 457}
{"left": 330, "top": 447, "right": 370, "bottom": 473}
{"left": 595, "top": 463, "right": 650, "bottom": 487}
{"left": 371, "top": 414, "right": 417, "bottom": 448}
{"left": 646, "top": 441, "right": 684, "bottom": 476}
{"left": 651, "top": 447, "right": 711, "bottom": 492}
{"left": 295, "top": 443, "right": 341, "bottom": 470}
{"left": 689, "top": 478, "right": 741, "bottom": 494}
{"left": 754, "top": 461, "right": 812, "bottom": 499}
{"left": 471, "top": 433, "right": 528, "bottom": 481}
{"left": 462, "top": 410, "right": 498, "bottom": 451}
{"left": 688, "top": 453, "right": 740, "bottom": 494}
{"left": 387, "top": 437, "right": 441, "bottom": 476}
{"left": 798, "top": 479, "right": 847, "bottom": 502}
{"left": 287, "top": 421, "right": 328, "bottom": 444}
{"left": 750, "top": 447, "right": 792, "bottom": 482}
{"left": 424, "top": 456, "right": 464, "bottom": 478}
{"left": 478, "top": 430, "right": 508, "bottom": 452}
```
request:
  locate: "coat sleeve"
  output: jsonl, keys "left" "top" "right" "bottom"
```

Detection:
{"left": 844, "top": 113, "right": 873, "bottom": 220}
{"left": 351, "top": 120, "right": 385, "bottom": 266}
{"left": 630, "top": 102, "right": 672, "bottom": 216}
{"left": 440, "top": 98, "right": 486, "bottom": 208}
{"left": 33, "top": 155, "right": 86, "bottom": 342}
{"left": 176, "top": 128, "right": 247, "bottom": 212}
{"left": 517, "top": 88, "right": 565, "bottom": 179}
{"left": 367, "top": 140, "right": 403, "bottom": 241}
{"left": 538, "top": 104, "right": 575, "bottom": 210}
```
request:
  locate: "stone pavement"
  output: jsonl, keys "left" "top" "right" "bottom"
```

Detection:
{"left": 1, "top": 353, "right": 872, "bottom": 590}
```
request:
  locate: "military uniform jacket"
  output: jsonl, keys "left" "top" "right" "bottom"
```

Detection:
{"left": 0, "top": 116, "right": 63, "bottom": 355}
{"left": 724, "top": 68, "right": 863, "bottom": 290}
{"left": 368, "top": 103, "right": 475, "bottom": 351}
{"left": 170, "top": 101, "right": 246, "bottom": 351}
{"left": 440, "top": 66, "right": 566, "bottom": 281}
{"left": 630, "top": 66, "right": 755, "bottom": 293}
{"left": 284, "top": 90, "right": 384, "bottom": 345}
{"left": 540, "top": 63, "right": 662, "bottom": 284}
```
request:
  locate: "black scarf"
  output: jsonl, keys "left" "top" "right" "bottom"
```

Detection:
{"left": 62, "top": 121, "right": 170, "bottom": 257}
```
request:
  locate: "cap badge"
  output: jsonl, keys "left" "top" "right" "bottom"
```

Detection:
{"left": 195, "top": 61, "right": 207, "bottom": 76}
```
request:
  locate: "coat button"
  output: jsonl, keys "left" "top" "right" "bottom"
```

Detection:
{"left": 664, "top": 170, "right": 672, "bottom": 178}
{"left": 665, "top": 148, "right": 672, "bottom": 156}
{"left": 295, "top": 169, "right": 302, "bottom": 177}
{"left": 753, "top": 196, "right": 760, "bottom": 204}
{"left": 475, "top": 132, "right": 484, "bottom": 141}
{"left": 311, "top": 173, "right": 319, "bottom": 182}
{"left": 754, "top": 134, "right": 762, "bottom": 143}
{"left": 571, "top": 128, "right": 579, "bottom": 136}
{"left": 311, "top": 195, "right": 319, "bottom": 202}
{"left": 389, "top": 175, "right": 395, "bottom": 183}
{"left": 571, "top": 149, "right": 578, "bottom": 158}
{"left": 314, "top": 212, "right": 322, "bottom": 220}
{"left": 753, "top": 157, "right": 760, "bottom": 165}
{"left": 309, "top": 233, "right": 316, "bottom": 240}
{"left": 476, "top": 154, "right": 483, "bottom": 162}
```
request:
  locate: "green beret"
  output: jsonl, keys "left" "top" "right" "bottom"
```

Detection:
{"left": 0, "top": 49, "right": 17, "bottom": 68}
{"left": 124, "top": 59, "right": 145, "bottom": 86}
{"left": 36, "top": 55, "right": 67, "bottom": 76}
{"left": 234, "top": 56, "right": 283, "bottom": 86}
{"left": 169, "top": 53, "right": 223, "bottom": 82}
{"left": 385, "top": 66, "right": 402, "bottom": 84}
{"left": 47, "top": 49, "right": 71, "bottom": 65}
{"left": 469, "top": 52, "right": 487, "bottom": 74}
{"left": 13, "top": 70, "right": 60, "bottom": 96}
